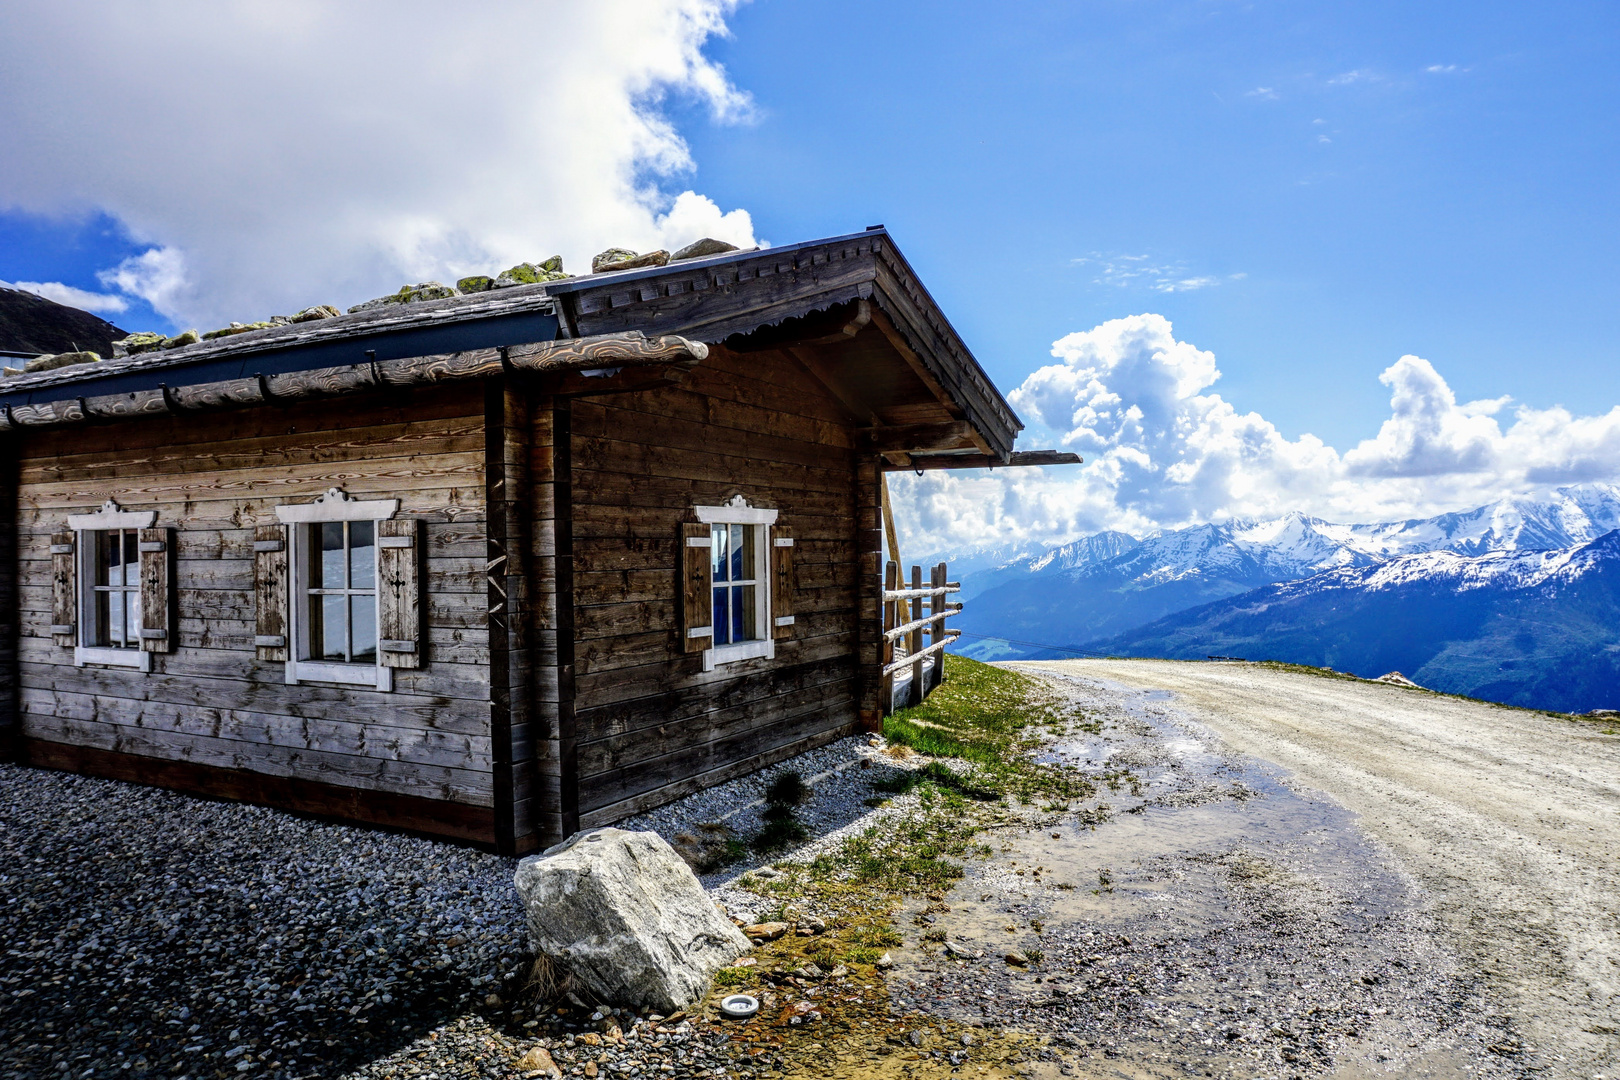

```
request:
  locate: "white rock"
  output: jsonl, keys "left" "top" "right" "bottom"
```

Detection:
{"left": 514, "top": 828, "right": 750, "bottom": 1011}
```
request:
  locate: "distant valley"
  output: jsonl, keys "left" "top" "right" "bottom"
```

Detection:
{"left": 925, "top": 483, "right": 1620, "bottom": 713}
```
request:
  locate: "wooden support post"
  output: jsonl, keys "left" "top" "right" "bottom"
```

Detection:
{"left": 929, "top": 562, "right": 946, "bottom": 694}
{"left": 881, "top": 560, "right": 898, "bottom": 718}
{"left": 0, "top": 436, "right": 15, "bottom": 761}
{"left": 907, "top": 564, "right": 925, "bottom": 707}
{"left": 855, "top": 456, "right": 885, "bottom": 732}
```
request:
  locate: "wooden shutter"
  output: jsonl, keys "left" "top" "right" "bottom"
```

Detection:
{"left": 50, "top": 531, "right": 75, "bottom": 646}
{"left": 680, "top": 522, "right": 712, "bottom": 654}
{"left": 772, "top": 526, "right": 796, "bottom": 640}
{"left": 138, "top": 527, "right": 173, "bottom": 653}
{"left": 254, "top": 524, "right": 289, "bottom": 661}
{"left": 378, "top": 518, "right": 422, "bottom": 669}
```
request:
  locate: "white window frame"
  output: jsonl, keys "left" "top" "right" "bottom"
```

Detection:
{"left": 276, "top": 488, "right": 400, "bottom": 691}
{"left": 694, "top": 496, "right": 778, "bottom": 672}
{"left": 66, "top": 500, "right": 156, "bottom": 672}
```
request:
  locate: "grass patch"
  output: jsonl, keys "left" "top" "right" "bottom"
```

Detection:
{"left": 882, "top": 654, "right": 1098, "bottom": 803}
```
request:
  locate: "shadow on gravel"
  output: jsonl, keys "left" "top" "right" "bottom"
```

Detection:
{"left": 0, "top": 765, "right": 524, "bottom": 1080}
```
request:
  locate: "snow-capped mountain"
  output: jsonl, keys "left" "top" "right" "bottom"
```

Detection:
{"left": 1100, "top": 529, "right": 1620, "bottom": 714}
{"left": 933, "top": 483, "right": 1620, "bottom": 662}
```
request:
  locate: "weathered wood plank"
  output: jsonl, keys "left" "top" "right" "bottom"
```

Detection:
{"left": 50, "top": 530, "right": 74, "bottom": 647}
{"left": 138, "top": 526, "right": 173, "bottom": 653}
{"left": 378, "top": 518, "right": 422, "bottom": 669}
{"left": 252, "top": 524, "right": 289, "bottom": 661}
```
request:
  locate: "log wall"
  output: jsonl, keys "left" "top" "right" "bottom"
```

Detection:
{"left": 564, "top": 344, "right": 862, "bottom": 827}
{"left": 9, "top": 384, "right": 498, "bottom": 843}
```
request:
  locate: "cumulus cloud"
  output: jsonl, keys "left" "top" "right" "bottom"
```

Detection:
{"left": 889, "top": 314, "right": 1620, "bottom": 554}
{"left": 0, "top": 1, "right": 758, "bottom": 329}
{"left": 0, "top": 280, "right": 128, "bottom": 315}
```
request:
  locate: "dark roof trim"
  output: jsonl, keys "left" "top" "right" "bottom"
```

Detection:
{"left": 0, "top": 332, "right": 704, "bottom": 433}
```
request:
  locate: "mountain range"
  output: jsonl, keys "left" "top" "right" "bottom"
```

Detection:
{"left": 924, "top": 483, "right": 1620, "bottom": 712}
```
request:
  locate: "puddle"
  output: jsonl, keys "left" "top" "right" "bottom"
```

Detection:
{"left": 887, "top": 673, "right": 1522, "bottom": 1078}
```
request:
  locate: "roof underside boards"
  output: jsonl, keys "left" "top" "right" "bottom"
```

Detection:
{"left": 0, "top": 228, "right": 1021, "bottom": 459}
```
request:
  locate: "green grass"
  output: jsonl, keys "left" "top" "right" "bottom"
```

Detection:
{"left": 881, "top": 654, "right": 1099, "bottom": 803}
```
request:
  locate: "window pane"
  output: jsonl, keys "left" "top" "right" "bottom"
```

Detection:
{"left": 95, "top": 531, "right": 116, "bottom": 588}
{"left": 732, "top": 585, "right": 755, "bottom": 642}
{"left": 731, "top": 524, "right": 752, "bottom": 582}
{"left": 317, "top": 522, "right": 346, "bottom": 589}
{"left": 711, "top": 524, "right": 728, "bottom": 582}
{"left": 122, "top": 530, "right": 139, "bottom": 576}
{"left": 125, "top": 587, "right": 141, "bottom": 647}
{"left": 105, "top": 591, "right": 122, "bottom": 647}
{"left": 350, "top": 594, "right": 377, "bottom": 663}
{"left": 349, "top": 521, "right": 375, "bottom": 589}
{"left": 712, "top": 586, "right": 729, "bottom": 646}
{"left": 313, "top": 593, "right": 347, "bottom": 661}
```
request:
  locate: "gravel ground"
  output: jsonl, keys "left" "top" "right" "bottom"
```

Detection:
{"left": 0, "top": 737, "right": 929, "bottom": 1080}
{"left": 0, "top": 764, "right": 528, "bottom": 1079}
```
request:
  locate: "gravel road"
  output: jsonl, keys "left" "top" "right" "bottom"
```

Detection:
{"left": 1017, "top": 660, "right": 1620, "bottom": 1075}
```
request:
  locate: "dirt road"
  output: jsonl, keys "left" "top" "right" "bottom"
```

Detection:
{"left": 1018, "top": 660, "right": 1620, "bottom": 1073}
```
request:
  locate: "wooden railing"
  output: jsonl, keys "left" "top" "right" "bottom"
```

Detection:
{"left": 880, "top": 560, "right": 961, "bottom": 714}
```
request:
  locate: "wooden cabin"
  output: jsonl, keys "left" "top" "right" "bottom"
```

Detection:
{"left": 0, "top": 228, "right": 1072, "bottom": 854}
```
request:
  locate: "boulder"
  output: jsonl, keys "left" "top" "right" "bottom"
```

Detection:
{"left": 290, "top": 304, "right": 341, "bottom": 322}
{"left": 112, "top": 331, "right": 166, "bottom": 356}
{"left": 672, "top": 238, "right": 738, "bottom": 261}
{"left": 160, "top": 329, "right": 200, "bottom": 350}
{"left": 23, "top": 350, "right": 100, "bottom": 373}
{"left": 591, "top": 248, "right": 669, "bottom": 274}
{"left": 514, "top": 828, "right": 750, "bottom": 1011}
{"left": 1375, "top": 671, "right": 1421, "bottom": 688}
{"left": 456, "top": 275, "right": 494, "bottom": 294}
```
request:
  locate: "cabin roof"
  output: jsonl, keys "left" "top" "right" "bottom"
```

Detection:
{"left": 0, "top": 228, "right": 1022, "bottom": 457}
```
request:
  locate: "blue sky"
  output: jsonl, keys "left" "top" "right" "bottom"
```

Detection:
{"left": 2, "top": 1, "right": 1617, "bottom": 542}
{"left": 673, "top": 0, "right": 1620, "bottom": 450}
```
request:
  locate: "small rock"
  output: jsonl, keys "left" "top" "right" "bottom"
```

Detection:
{"left": 457, "top": 275, "right": 494, "bottom": 293}
{"left": 160, "top": 329, "right": 200, "bottom": 350}
{"left": 492, "top": 260, "right": 568, "bottom": 288}
{"left": 347, "top": 282, "right": 457, "bottom": 313}
{"left": 875, "top": 952, "right": 895, "bottom": 969}
{"left": 23, "top": 350, "right": 100, "bottom": 373}
{"left": 798, "top": 917, "right": 827, "bottom": 934}
{"left": 514, "top": 1045, "right": 561, "bottom": 1077}
{"left": 961, "top": 1033, "right": 976, "bottom": 1046}
{"left": 112, "top": 331, "right": 165, "bottom": 356}
{"left": 907, "top": 1029, "right": 924, "bottom": 1047}
{"left": 1004, "top": 951, "right": 1029, "bottom": 967}
{"left": 1376, "top": 671, "right": 1422, "bottom": 688}
{"left": 202, "top": 321, "right": 273, "bottom": 340}
{"left": 671, "top": 237, "right": 738, "bottom": 261}
{"left": 591, "top": 248, "right": 669, "bottom": 273}
{"left": 583, "top": 1062, "right": 598, "bottom": 1078}
{"left": 290, "top": 304, "right": 341, "bottom": 322}
{"left": 743, "top": 922, "right": 790, "bottom": 942}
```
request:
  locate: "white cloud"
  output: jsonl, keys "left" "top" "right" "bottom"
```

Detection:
{"left": 1328, "top": 69, "right": 1379, "bottom": 86}
{"left": 0, "top": 1, "right": 758, "bottom": 329}
{"left": 97, "top": 248, "right": 188, "bottom": 320}
{"left": 1245, "top": 87, "right": 1279, "bottom": 100}
{"left": 1074, "top": 253, "right": 1233, "bottom": 294}
{"left": 0, "top": 279, "right": 128, "bottom": 315}
{"left": 1425, "top": 64, "right": 1461, "bottom": 74}
{"left": 888, "top": 315, "right": 1620, "bottom": 553}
